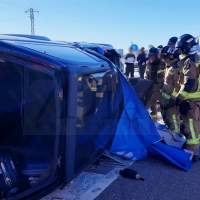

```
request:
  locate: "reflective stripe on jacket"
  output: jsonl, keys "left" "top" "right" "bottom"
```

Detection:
{"left": 177, "top": 53, "right": 200, "bottom": 101}
{"left": 144, "top": 59, "right": 165, "bottom": 90}
{"left": 162, "top": 59, "right": 181, "bottom": 100}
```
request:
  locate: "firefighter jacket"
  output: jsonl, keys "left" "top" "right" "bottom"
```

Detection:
{"left": 77, "top": 73, "right": 112, "bottom": 127}
{"left": 144, "top": 59, "right": 165, "bottom": 90}
{"left": 161, "top": 59, "right": 181, "bottom": 100}
{"left": 77, "top": 75, "right": 98, "bottom": 126}
{"left": 177, "top": 53, "right": 200, "bottom": 101}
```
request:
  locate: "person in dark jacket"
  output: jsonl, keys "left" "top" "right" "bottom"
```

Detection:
{"left": 129, "top": 77, "right": 154, "bottom": 107}
{"left": 137, "top": 47, "right": 147, "bottom": 79}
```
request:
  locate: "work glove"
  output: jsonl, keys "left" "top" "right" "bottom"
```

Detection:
{"left": 165, "top": 97, "right": 176, "bottom": 109}
{"left": 162, "top": 95, "right": 175, "bottom": 109}
{"left": 179, "top": 100, "right": 191, "bottom": 116}
{"left": 175, "top": 97, "right": 182, "bottom": 106}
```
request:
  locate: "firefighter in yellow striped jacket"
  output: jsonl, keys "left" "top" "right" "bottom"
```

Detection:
{"left": 77, "top": 72, "right": 111, "bottom": 127}
{"left": 77, "top": 75, "right": 98, "bottom": 127}
{"left": 160, "top": 46, "right": 181, "bottom": 133}
{"left": 175, "top": 34, "right": 200, "bottom": 162}
{"left": 144, "top": 47, "right": 165, "bottom": 121}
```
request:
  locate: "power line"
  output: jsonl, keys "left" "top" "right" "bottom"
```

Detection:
{"left": 0, "top": 1, "right": 66, "bottom": 37}
{"left": 0, "top": 6, "right": 22, "bottom": 12}
{"left": 38, "top": 13, "right": 67, "bottom": 34}
{"left": 0, "top": 17, "right": 27, "bottom": 21}
{"left": 0, "top": 0, "right": 24, "bottom": 10}
{"left": 25, "top": 8, "right": 39, "bottom": 35}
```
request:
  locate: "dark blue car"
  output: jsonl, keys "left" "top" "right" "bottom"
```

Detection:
{"left": 0, "top": 34, "right": 121, "bottom": 199}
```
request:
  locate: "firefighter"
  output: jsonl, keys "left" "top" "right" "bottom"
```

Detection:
{"left": 77, "top": 72, "right": 110, "bottom": 127}
{"left": 175, "top": 34, "right": 200, "bottom": 162}
{"left": 144, "top": 47, "right": 165, "bottom": 121}
{"left": 167, "top": 36, "right": 185, "bottom": 127}
{"left": 77, "top": 75, "right": 98, "bottom": 127}
{"left": 160, "top": 46, "right": 181, "bottom": 132}
{"left": 157, "top": 45, "right": 163, "bottom": 53}
{"left": 167, "top": 37, "right": 178, "bottom": 48}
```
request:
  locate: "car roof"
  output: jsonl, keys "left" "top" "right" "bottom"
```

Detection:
{"left": 0, "top": 34, "right": 63, "bottom": 44}
{"left": 64, "top": 42, "right": 121, "bottom": 57}
{"left": 0, "top": 35, "right": 109, "bottom": 71}
{"left": 2, "top": 34, "right": 51, "bottom": 41}
{"left": 65, "top": 42, "right": 114, "bottom": 50}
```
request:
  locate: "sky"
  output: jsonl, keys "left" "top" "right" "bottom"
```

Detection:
{"left": 0, "top": 0, "right": 200, "bottom": 52}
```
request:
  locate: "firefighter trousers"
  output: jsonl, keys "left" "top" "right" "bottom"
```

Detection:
{"left": 162, "top": 107, "right": 180, "bottom": 133}
{"left": 147, "top": 89, "right": 162, "bottom": 121}
{"left": 181, "top": 101, "right": 200, "bottom": 155}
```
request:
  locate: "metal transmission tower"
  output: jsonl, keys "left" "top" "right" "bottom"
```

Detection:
{"left": 25, "top": 8, "right": 39, "bottom": 35}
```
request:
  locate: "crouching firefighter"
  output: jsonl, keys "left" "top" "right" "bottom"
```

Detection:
{"left": 175, "top": 34, "right": 200, "bottom": 162}
{"left": 160, "top": 46, "right": 181, "bottom": 133}
{"left": 144, "top": 47, "right": 165, "bottom": 121}
{"left": 77, "top": 75, "right": 99, "bottom": 127}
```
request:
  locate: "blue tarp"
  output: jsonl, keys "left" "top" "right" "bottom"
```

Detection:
{"left": 110, "top": 68, "right": 194, "bottom": 170}
{"left": 110, "top": 69, "right": 161, "bottom": 152}
{"left": 148, "top": 142, "right": 193, "bottom": 171}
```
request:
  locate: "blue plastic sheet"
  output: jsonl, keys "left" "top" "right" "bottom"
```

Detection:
{"left": 94, "top": 77, "right": 123, "bottom": 149}
{"left": 148, "top": 142, "right": 193, "bottom": 171}
{"left": 109, "top": 68, "right": 194, "bottom": 170}
{"left": 113, "top": 148, "right": 148, "bottom": 161}
{"left": 110, "top": 69, "right": 161, "bottom": 152}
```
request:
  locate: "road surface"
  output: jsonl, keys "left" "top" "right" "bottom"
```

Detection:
{"left": 95, "top": 157, "right": 200, "bottom": 200}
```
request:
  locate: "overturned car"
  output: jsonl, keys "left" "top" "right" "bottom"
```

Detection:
{"left": 0, "top": 35, "right": 122, "bottom": 199}
{"left": 65, "top": 42, "right": 123, "bottom": 70}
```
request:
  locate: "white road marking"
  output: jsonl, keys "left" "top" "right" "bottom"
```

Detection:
{"left": 42, "top": 161, "right": 134, "bottom": 200}
{"left": 79, "top": 168, "right": 121, "bottom": 200}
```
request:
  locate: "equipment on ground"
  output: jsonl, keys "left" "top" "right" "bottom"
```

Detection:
{"left": 155, "top": 123, "right": 186, "bottom": 148}
{"left": 119, "top": 168, "right": 144, "bottom": 181}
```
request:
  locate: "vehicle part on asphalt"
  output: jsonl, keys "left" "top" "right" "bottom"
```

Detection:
{"left": 119, "top": 168, "right": 145, "bottom": 181}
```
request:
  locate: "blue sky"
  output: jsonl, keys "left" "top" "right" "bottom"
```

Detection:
{"left": 0, "top": 0, "right": 200, "bottom": 52}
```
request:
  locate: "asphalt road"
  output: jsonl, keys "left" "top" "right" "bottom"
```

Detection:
{"left": 96, "top": 68, "right": 200, "bottom": 200}
{"left": 95, "top": 157, "right": 200, "bottom": 200}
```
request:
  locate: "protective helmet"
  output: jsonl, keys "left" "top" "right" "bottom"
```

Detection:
{"left": 157, "top": 45, "right": 163, "bottom": 49}
{"left": 175, "top": 34, "right": 198, "bottom": 55}
{"left": 168, "top": 37, "right": 178, "bottom": 46}
{"left": 148, "top": 47, "right": 159, "bottom": 56}
{"left": 160, "top": 46, "right": 174, "bottom": 58}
